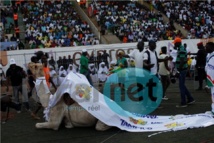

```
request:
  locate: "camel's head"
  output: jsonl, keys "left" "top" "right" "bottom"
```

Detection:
{"left": 28, "top": 62, "right": 44, "bottom": 78}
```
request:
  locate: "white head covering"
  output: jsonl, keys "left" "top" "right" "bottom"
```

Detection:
{"left": 110, "top": 61, "right": 116, "bottom": 65}
{"left": 59, "top": 66, "right": 67, "bottom": 77}
{"left": 82, "top": 49, "right": 87, "bottom": 52}
{"left": 67, "top": 64, "right": 73, "bottom": 73}
{"left": 98, "top": 62, "right": 108, "bottom": 73}
{"left": 98, "top": 62, "right": 108, "bottom": 82}
{"left": 49, "top": 66, "right": 54, "bottom": 69}
{"left": 89, "top": 63, "right": 96, "bottom": 71}
{"left": 10, "top": 58, "right": 16, "bottom": 65}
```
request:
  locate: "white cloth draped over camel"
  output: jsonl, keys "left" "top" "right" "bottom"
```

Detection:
{"left": 38, "top": 71, "right": 214, "bottom": 132}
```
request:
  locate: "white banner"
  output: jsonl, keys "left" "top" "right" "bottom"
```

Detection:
{"left": 44, "top": 72, "right": 214, "bottom": 132}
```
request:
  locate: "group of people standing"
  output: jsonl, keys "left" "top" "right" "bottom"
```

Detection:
{"left": 1, "top": 39, "right": 214, "bottom": 123}
{"left": 79, "top": 38, "right": 213, "bottom": 114}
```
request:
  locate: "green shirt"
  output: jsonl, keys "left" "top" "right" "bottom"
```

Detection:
{"left": 117, "top": 57, "right": 128, "bottom": 68}
{"left": 80, "top": 55, "right": 89, "bottom": 74}
{"left": 176, "top": 45, "right": 188, "bottom": 71}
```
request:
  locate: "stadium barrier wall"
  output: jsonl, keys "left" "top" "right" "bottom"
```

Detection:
{"left": 1, "top": 39, "right": 203, "bottom": 73}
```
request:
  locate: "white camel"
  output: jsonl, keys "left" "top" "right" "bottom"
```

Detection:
{"left": 28, "top": 62, "right": 111, "bottom": 131}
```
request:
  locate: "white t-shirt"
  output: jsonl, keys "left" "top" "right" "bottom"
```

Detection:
{"left": 143, "top": 49, "right": 158, "bottom": 75}
{"left": 128, "top": 49, "right": 144, "bottom": 68}
{"left": 186, "top": 46, "right": 191, "bottom": 54}
{"left": 170, "top": 48, "right": 177, "bottom": 62}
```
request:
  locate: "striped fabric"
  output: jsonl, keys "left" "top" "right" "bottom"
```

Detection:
{"left": 206, "top": 52, "right": 214, "bottom": 87}
{"left": 175, "top": 45, "right": 188, "bottom": 71}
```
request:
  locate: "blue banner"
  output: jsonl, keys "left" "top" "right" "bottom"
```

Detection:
{"left": 0, "top": 42, "right": 18, "bottom": 51}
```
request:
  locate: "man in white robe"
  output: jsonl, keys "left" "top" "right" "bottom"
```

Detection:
{"left": 205, "top": 42, "right": 214, "bottom": 115}
{"left": 89, "top": 63, "right": 98, "bottom": 83}
{"left": 98, "top": 62, "right": 108, "bottom": 85}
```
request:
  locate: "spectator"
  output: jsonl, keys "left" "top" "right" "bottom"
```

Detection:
{"left": 173, "top": 37, "right": 195, "bottom": 108}
{"left": 49, "top": 56, "right": 56, "bottom": 70}
{"left": 17, "top": 39, "right": 25, "bottom": 49}
{"left": 102, "top": 50, "right": 110, "bottom": 68}
{"left": 126, "top": 41, "right": 145, "bottom": 69}
{"left": 97, "top": 52, "right": 103, "bottom": 68}
{"left": 98, "top": 62, "right": 108, "bottom": 86}
{"left": 58, "top": 66, "right": 67, "bottom": 85}
{"left": 116, "top": 51, "right": 128, "bottom": 90}
{"left": 143, "top": 41, "right": 159, "bottom": 75}
{"left": 67, "top": 55, "right": 73, "bottom": 67}
{"left": 6, "top": 59, "right": 31, "bottom": 113}
{"left": 80, "top": 49, "right": 93, "bottom": 86}
{"left": 10, "top": 34, "right": 17, "bottom": 41}
{"left": 158, "top": 46, "right": 170, "bottom": 100}
{"left": 89, "top": 63, "right": 98, "bottom": 84}
{"left": 194, "top": 42, "right": 207, "bottom": 90}
{"left": 62, "top": 56, "right": 68, "bottom": 70}
{"left": 57, "top": 56, "right": 63, "bottom": 69}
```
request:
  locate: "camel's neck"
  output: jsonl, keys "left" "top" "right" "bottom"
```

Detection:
{"left": 35, "top": 77, "right": 51, "bottom": 107}
{"left": 36, "top": 77, "right": 50, "bottom": 94}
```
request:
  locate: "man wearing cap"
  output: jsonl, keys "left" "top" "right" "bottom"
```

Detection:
{"left": 173, "top": 37, "right": 195, "bottom": 108}
{"left": 80, "top": 49, "right": 93, "bottom": 86}
{"left": 6, "top": 58, "right": 30, "bottom": 112}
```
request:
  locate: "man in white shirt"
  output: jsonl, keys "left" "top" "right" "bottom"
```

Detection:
{"left": 183, "top": 43, "right": 191, "bottom": 54}
{"left": 143, "top": 41, "right": 170, "bottom": 75}
{"left": 126, "top": 41, "right": 145, "bottom": 69}
{"left": 143, "top": 41, "right": 158, "bottom": 75}
{"left": 124, "top": 41, "right": 145, "bottom": 97}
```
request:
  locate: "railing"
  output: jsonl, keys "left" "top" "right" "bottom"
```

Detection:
{"left": 73, "top": 1, "right": 101, "bottom": 42}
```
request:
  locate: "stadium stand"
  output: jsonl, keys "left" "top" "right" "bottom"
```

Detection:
{"left": 21, "top": 1, "right": 99, "bottom": 49}
{"left": 147, "top": 0, "right": 214, "bottom": 39}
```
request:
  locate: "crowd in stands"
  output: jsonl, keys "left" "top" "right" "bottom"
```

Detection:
{"left": 1, "top": 0, "right": 213, "bottom": 50}
{"left": 89, "top": 1, "right": 182, "bottom": 42}
{"left": 148, "top": 0, "right": 214, "bottom": 39}
{"left": 0, "top": 6, "right": 15, "bottom": 42}
{"left": 20, "top": 1, "right": 99, "bottom": 49}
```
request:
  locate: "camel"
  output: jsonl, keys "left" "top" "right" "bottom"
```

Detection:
{"left": 28, "top": 62, "right": 111, "bottom": 131}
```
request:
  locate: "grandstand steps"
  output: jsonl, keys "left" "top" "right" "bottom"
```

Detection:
{"left": 78, "top": 5, "right": 121, "bottom": 44}
{"left": 17, "top": 10, "right": 25, "bottom": 42}
{"left": 138, "top": 1, "right": 189, "bottom": 38}
{"left": 102, "top": 33, "right": 122, "bottom": 44}
{"left": 88, "top": 15, "right": 121, "bottom": 44}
